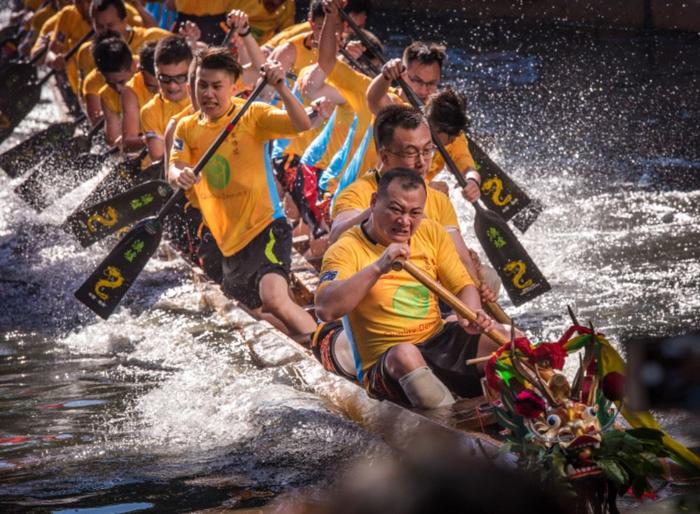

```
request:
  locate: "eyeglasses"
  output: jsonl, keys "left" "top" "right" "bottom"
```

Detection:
{"left": 407, "top": 75, "right": 439, "bottom": 89}
{"left": 157, "top": 73, "right": 188, "bottom": 85}
{"left": 386, "top": 145, "right": 437, "bottom": 160}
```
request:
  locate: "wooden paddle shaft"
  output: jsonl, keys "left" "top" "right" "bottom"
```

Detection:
{"left": 392, "top": 260, "right": 509, "bottom": 346}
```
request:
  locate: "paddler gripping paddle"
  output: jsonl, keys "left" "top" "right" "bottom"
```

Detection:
{"left": 0, "top": 29, "right": 94, "bottom": 145}
{"left": 336, "top": 6, "right": 540, "bottom": 231}
{"left": 337, "top": 5, "right": 550, "bottom": 306}
{"left": 75, "top": 78, "right": 268, "bottom": 319}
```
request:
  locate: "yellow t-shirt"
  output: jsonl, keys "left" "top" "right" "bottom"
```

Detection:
{"left": 141, "top": 93, "right": 192, "bottom": 140}
{"left": 29, "top": 9, "right": 58, "bottom": 56}
{"left": 24, "top": 3, "right": 56, "bottom": 35}
{"left": 428, "top": 132, "right": 477, "bottom": 182}
{"left": 77, "top": 26, "right": 170, "bottom": 95}
{"left": 124, "top": 72, "right": 157, "bottom": 114}
{"left": 229, "top": 0, "right": 295, "bottom": 44}
{"left": 317, "top": 218, "right": 473, "bottom": 375}
{"left": 174, "top": 0, "right": 231, "bottom": 15}
{"left": 99, "top": 83, "right": 121, "bottom": 115}
{"left": 327, "top": 59, "right": 378, "bottom": 183}
{"left": 48, "top": 5, "right": 91, "bottom": 94}
{"left": 331, "top": 169, "right": 459, "bottom": 229}
{"left": 285, "top": 31, "right": 317, "bottom": 77}
{"left": 263, "top": 20, "right": 310, "bottom": 49}
{"left": 170, "top": 100, "right": 298, "bottom": 256}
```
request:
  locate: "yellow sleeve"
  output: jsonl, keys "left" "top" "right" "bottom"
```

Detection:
{"left": 433, "top": 189, "right": 459, "bottom": 229}
{"left": 328, "top": 59, "right": 371, "bottom": 116}
{"left": 99, "top": 85, "right": 121, "bottom": 114}
{"left": 316, "top": 236, "right": 360, "bottom": 295}
{"left": 30, "top": 12, "right": 58, "bottom": 55}
{"left": 170, "top": 118, "right": 194, "bottom": 166}
{"left": 140, "top": 99, "right": 161, "bottom": 138}
{"left": 432, "top": 221, "right": 474, "bottom": 293}
{"left": 449, "top": 132, "right": 477, "bottom": 172}
{"left": 330, "top": 180, "right": 370, "bottom": 220}
{"left": 83, "top": 68, "right": 105, "bottom": 98}
{"left": 125, "top": 4, "right": 144, "bottom": 27}
{"left": 279, "top": 0, "right": 295, "bottom": 30}
{"left": 251, "top": 102, "right": 298, "bottom": 141}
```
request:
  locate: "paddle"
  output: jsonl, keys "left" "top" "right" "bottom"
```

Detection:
{"left": 391, "top": 259, "right": 509, "bottom": 346}
{"left": 0, "top": 29, "right": 94, "bottom": 145}
{"left": 75, "top": 78, "right": 268, "bottom": 319}
{"left": 338, "top": 7, "right": 550, "bottom": 306}
{"left": 14, "top": 118, "right": 108, "bottom": 211}
{"left": 65, "top": 179, "right": 174, "bottom": 248}
{"left": 336, "top": 8, "right": 540, "bottom": 232}
{"left": 0, "top": 114, "right": 87, "bottom": 178}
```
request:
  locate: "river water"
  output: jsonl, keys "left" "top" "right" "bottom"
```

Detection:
{"left": 1, "top": 7, "right": 699, "bottom": 513}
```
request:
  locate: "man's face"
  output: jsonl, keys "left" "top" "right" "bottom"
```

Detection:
{"left": 195, "top": 67, "right": 235, "bottom": 119}
{"left": 75, "top": 0, "right": 91, "bottom": 21}
{"left": 156, "top": 60, "right": 190, "bottom": 102}
{"left": 371, "top": 180, "right": 426, "bottom": 244}
{"left": 404, "top": 61, "right": 440, "bottom": 103}
{"left": 103, "top": 67, "right": 133, "bottom": 94}
{"left": 92, "top": 5, "right": 127, "bottom": 36}
{"left": 380, "top": 123, "right": 434, "bottom": 177}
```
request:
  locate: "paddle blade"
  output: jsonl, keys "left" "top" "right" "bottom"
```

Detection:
{"left": 473, "top": 205, "right": 550, "bottom": 306}
{"left": 64, "top": 180, "right": 173, "bottom": 247}
{"left": 74, "top": 218, "right": 163, "bottom": 319}
{"left": 0, "top": 63, "right": 41, "bottom": 144}
{"left": 0, "top": 120, "right": 78, "bottom": 177}
{"left": 468, "top": 139, "right": 536, "bottom": 224}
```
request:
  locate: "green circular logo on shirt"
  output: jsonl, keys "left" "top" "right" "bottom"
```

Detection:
{"left": 392, "top": 284, "right": 430, "bottom": 319}
{"left": 203, "top": 154, "right": 231, "bottom": 190}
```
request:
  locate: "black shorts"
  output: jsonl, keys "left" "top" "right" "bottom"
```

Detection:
{"left": 365, "top": 322, "right": 482, "bottom": 406}
{"left": 221, "top": 218, "right": 292, "bottom": 309}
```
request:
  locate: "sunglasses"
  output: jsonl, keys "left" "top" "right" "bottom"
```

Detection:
{"left": 157, "top": 73, "right": 188, "bottom": 85}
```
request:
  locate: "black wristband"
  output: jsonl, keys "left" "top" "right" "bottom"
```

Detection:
{"left": 238, "top": 26, "right": 251, "bottom": 37}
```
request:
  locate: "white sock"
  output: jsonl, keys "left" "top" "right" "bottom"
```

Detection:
{"left": 398, "top": 366, "right": 455, "bottom": 409}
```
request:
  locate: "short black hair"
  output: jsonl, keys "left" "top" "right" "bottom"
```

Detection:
{"left": 376, "top": 167, "right": 427, "bottom": 199}
{"left": 138, "top": 40, "right": 157, "bottom": 76}
{"left": 155, "top": 34, "right": 193, "bottom": 66}
{"left": 374, "top": 104, "right": 426, "bottom": 149}
{"left": 91, "top": 0, "right": 127, "bottom": 20}
{"left": 425, "top": 88, "right": 469, "bottom": 136}
{"left": 309, "top": 0, "right": 325, "bottom": 21}
{"left": 93, "top": 35, "right": 132, "bottom": 74}
{"left": 198, "top": 46, "right": 242, "bottom": 81}
{"left": 346, "top": 0, "right": 371, "bottom": 16}
{"left": 403, "top": 41, "right": 447, "bottom": 69}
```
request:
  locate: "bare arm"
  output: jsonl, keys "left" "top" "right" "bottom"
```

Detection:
{"left": 366, "top": 71, "right": 394, "bottom": 114}
{"left": 145, "top": 134, "right": 165, "bottom": 162}
{"left": 329, "top": 208, "right": 369, "bottom": 244}
{"left": 301, "top": 65, "right": 347, "bottom": 104}
{"left": 228, "top": 10, "right": 268, "bottom": 71}
{"left": 318, "top": 0, "right": 342, "bottom": 76}
{"left": 85, "top": 93, "right": 103, "bottom": 126}
{"left": 316, "top": 242, "right": 410, "bottom": 321}
{"left": 263, "top": 61, "right": 311, "bottom": 132}
{"left": 120, "top": 87, "right": 144, "bottom": 152}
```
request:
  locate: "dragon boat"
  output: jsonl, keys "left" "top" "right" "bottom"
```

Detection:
{"left": 4, "top": 79, "right": 697, "bottom": 514}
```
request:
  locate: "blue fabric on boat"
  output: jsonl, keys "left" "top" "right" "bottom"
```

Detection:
{"left": 318, "top": 114, "right": 358, "bottom": 193}
{"left": 330, "top": 125, "right": 372, "bottom": 211}
{"left": 146, "top": 2, "right": 177, "bottom": 29}
{"left": 300, "top": 108, "right": 337, "bottom": 167}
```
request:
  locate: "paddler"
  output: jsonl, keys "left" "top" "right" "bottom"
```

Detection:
{"left": 120, "top": 40, "right": 160, "bottom": 151}
{"left": 330, "top": 104, "right": 497, "bottom": 303}
{"left": 366, "top": 39, "right": 481, "bottom": 198}
{"left": 168, "top": 48, "right": 317, "bottom": 338}
{"left": 91, "top": 34, "right": 157, "bottom": 146}
{"left": 315, "top": 167, "right": 507, "bottom": 409}
{"left": 140, "top": 34, "right": 192, "bottom": 162}
{"left": 79, "top": 0, "right": 170, "bottom": 124}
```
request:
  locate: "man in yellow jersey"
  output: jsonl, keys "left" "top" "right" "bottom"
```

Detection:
{"left": 329, "top": 104, "right": 494, "bottom": 301}
{"left": 17, "top": 0, "right": 69, "bottom": 57}
{"left": 120, "top": 40, "right": 159, "bottom": 150}
{"left": 92, "top": 34, "right": 156, "bottom": 145}
{"left": 79, "top": 0, "right": 169, "bottom": 123}
{"left": 366, "top": 39, "right": 482, "bottom": 201}
{"left": 228, "top": 0, "right": 295, "bottom": 45}
{"left": 140, "top": 34, "right": 192, "bottom": 162}
{"left": 169, "top": 48, "right": 317, "bottom": 338}
{"left": 315, "top": 168, "right": 506, "bottom": 408}
{"left": 267, "top": 0, "right": 321, "bottom": 77}
{"left": 261, "top": 0, "right": 370, "bottom": 53}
